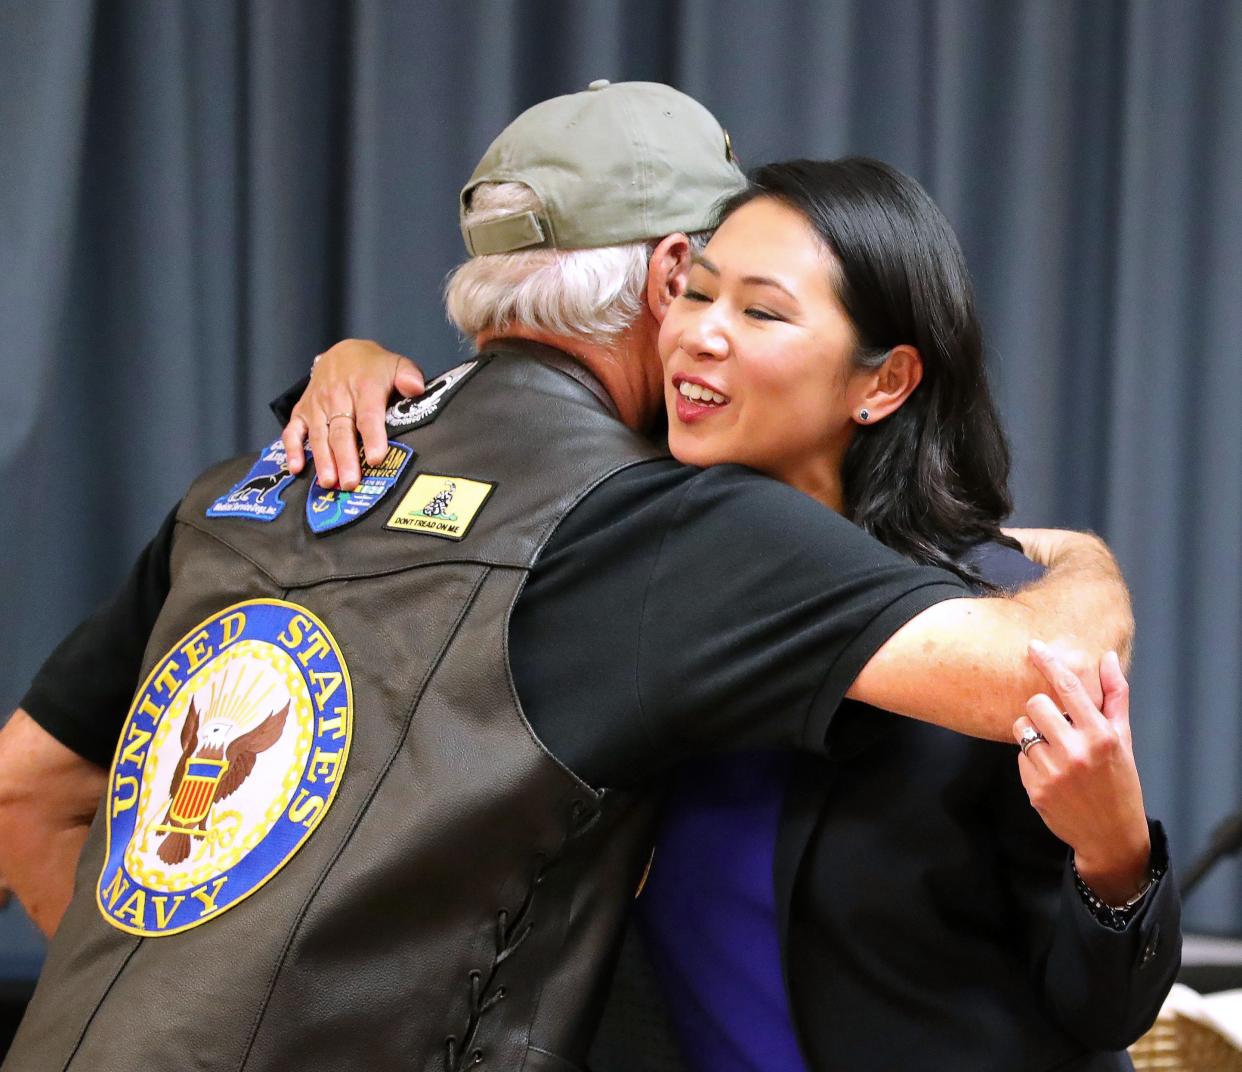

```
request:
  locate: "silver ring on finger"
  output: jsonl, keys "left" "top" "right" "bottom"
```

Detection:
{"left": 1018, "top": 726, "right": 1049, "bottom": 756}
{"left": 326, "top": 411, "right": 355, "bottom": 426}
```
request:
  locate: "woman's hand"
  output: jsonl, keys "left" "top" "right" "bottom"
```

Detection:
{"left": 282, "top": 339, "right": 426, "bottom": 490}
{"left": 1013, "top": 642, "right": 1151, "bottom": 905}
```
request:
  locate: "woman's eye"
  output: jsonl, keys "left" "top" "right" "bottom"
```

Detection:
{"left": 682, "top": 288, "right": 711, "bottom": 303}
{"left": 746, "top": 307, "right": 784, "bottom": 322}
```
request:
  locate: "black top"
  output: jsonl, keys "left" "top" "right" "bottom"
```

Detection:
{"left": 774, "top": 541, "right": 1180, "bottom": 1071}
{"left": 587, "top": 542, "right": 1180, "bottom": 1072}
{"left": 22, "top": 459, "right": 965, "bottom": 787}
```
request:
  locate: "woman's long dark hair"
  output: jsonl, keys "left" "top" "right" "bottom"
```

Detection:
{"left": 715, "top": 158, "right": 1019, "bottom": 587}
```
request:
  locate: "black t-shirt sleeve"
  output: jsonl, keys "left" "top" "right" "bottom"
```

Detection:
{"left": 20, "top": 504, "right": 179, "bottom": 768}
{"left": 635, "top": 466, "right": 967, "bottom": 759}
{"left": 513, "top": 462, "right": 967, "bottom": 789}
{"left": 270, "top": 375, "right": 310, "bottom": 426}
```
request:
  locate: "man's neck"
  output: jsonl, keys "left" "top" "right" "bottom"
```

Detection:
{"left": 476, "top": 324, "right": 663, "bottom": 434}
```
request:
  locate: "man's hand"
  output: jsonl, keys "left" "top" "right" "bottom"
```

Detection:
{"left": 1006, "top": 528, "right": 1134, "bottom": 667}
{"left": 1013, "top": 644, "right": 1151, "bottom": 905}
{"left": 282, "top": 339, "right": 426, "bottom": 491}
{"left": 1002, "top": 527, "right": 1075, "bottom": 568}
{"left": 0, "top": 709, "right": 109, "bottom": 935}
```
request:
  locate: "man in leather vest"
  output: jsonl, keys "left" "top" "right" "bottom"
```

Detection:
{"left": 1, "top": 82, "right": 1134, "bottom": 1071}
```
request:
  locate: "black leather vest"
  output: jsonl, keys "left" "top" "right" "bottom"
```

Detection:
{"left": 6, "top": 343, "right": 665, "bottom": 1072}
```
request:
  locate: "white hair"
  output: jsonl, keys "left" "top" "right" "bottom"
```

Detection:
{"left": 445, "top": 182, "right": 708, "bottom": 342}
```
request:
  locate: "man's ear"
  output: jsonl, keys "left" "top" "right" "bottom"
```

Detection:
{"left": 852, "top": 345, "right": 923, "bottom": 424}
{"left": 647, "top": 233, "right": 694, "bottom": 322}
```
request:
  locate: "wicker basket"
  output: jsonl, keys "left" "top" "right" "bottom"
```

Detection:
{"left": 1130, "top": 1012, "right": 1242, "bottom": 1072}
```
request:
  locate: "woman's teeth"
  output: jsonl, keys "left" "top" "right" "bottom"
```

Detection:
{"left": 678, "top": 381, "right": 728, "bottom": 405}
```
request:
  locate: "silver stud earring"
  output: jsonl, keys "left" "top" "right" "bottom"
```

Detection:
{"left": 858, "top": 409, "right": 870, "bottom": 423}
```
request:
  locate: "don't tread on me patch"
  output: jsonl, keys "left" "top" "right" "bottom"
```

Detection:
{"left": 384, "top": 473, "right": 496, "bottom": 541}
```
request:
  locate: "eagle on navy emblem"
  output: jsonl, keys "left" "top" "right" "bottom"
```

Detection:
{"left": 155, "top": 694, "right": 289, "bottom": 865}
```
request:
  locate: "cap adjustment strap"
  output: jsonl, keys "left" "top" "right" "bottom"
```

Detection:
{"left": 462, "top": 211, "right": 548, "bottom": 256}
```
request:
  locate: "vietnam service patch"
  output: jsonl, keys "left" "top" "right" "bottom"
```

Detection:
{"left": 385, "top": 358, "right": 486, "bottom": 431}
{"left": 207, "top": 438, "right": 296, "bottom": 522}
{"left": 306, "top": 441, "right": 413, "bottom": 535}
{"left": 384, "top": 473, "right": 496, "bottom": 541}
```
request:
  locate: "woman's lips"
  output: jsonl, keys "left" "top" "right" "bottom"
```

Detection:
{"left": 671, "top": 374, "right": 730, "bottom": 424}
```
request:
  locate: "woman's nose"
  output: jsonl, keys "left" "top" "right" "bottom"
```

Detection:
{"left": 684, "top": 306, "right": 730, "bottom": 361}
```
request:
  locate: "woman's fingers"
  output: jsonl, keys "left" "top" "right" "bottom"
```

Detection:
{"left": 351, "top": 355, "right": 422, "bottom": 466}
{"left": 314, "top": 378, "right": 360, "bottom": 488}
{"left": 1012, "top": 713, "right": 1058, "bottom": 772}
{"left": 1013, "top": 714, "right": 1061, "bottom": 824}
{"left": 1023, "top": 693, "right": 1076, "bottom": 756}
{"left": 328, "top": 419, "right": 363, "bottom": 490}
{"left": 283, "top": 341, "right": 433, "bottom": 489}
{"left": 306, "top": 410, "right": 336, "bottom": 488}
{"left": 356, "top": 370, "right": 395, "bottom": 468}
{"left": 393, "top": 356, "right": 425, "bottom": 399}
{"left": 1099, "top": 650, "right": 1129, "bottom": 721}
{"left": 1099, "top": 650, "right": 1134, "bottom": 751}
{"left": 1028, "top": 640, "right": 1107, "bottom": 732}
{"left": 282, "top": 412, "right": 309, "bottom": 475}
{"left": 306, "top": 340, "right": 426, "bottom": 484}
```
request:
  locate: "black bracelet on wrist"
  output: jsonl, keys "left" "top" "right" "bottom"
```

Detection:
{"left": 1072, "top": 858, "right": 1165, "bottom": 931}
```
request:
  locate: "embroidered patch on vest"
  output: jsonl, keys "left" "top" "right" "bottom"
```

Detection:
{"left": 306, "top": 441, "right": 414, "bottom": 535}
{"left": 385, "top": 358, "right": 486, "bottom": 431}
{"left": 98, "top": 599, "right": 353, "bottom": 937}
{"left": 384, "top": 473, "right": 496, "bottom": 541}
{"left": 206, "top": 439, "right": 296, "bottom": 522}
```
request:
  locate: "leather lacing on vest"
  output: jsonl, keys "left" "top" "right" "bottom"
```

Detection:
{"left": 443, "top": 797, "right": 604, "bottom": 1070}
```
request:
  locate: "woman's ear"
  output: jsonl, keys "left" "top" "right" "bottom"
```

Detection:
{"left": 853, "top": 345, "right": 923, "bottom": 425}
{"left": 647, "top": 233, "right": 694, "bottom": 322}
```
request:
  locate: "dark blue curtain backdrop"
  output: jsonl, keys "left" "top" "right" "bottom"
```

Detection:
{"left": 2, "top": 0, "right": 1240, "bottom": 965}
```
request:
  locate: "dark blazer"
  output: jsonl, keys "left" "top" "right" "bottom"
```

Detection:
{"left": 590, "top": 543, "right": 1181, "bottom": 1072}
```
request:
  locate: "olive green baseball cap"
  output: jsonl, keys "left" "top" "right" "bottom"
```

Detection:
{"left": 460, "top": 80, "right": 745, "bottom": 255}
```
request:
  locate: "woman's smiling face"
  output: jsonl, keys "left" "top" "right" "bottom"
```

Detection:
{"left": 658, "top": 196, "right": 868, "bottom": 506}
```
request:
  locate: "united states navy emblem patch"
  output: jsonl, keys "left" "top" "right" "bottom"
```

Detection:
{"left": 385, "top": 358, "right": 486, "bottom": 431}
{"left": 306, "top": 441, "right": 413, "bottom": 535}
{"left": 206, "top": 439, "right": 297, "bottom": 522}
{"left": 98, "top": 599, "right": 352, "bottom": 936}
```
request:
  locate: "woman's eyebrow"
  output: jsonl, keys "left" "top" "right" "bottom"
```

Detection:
{"left": 692, "top": 254, "right": 796, "bottom": 299}
{"left": 743, "top": 275, "right": 796, "bottom": 299}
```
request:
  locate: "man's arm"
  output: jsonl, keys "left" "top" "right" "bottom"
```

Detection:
{"left": 0, "top": 505, "right": 179, "bottom": 934}
{"left": 849, "top": 531, "right": 1133, "bottom": 741}
{"left": 0, "top": 709, "right": 108, "bottom": 935}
